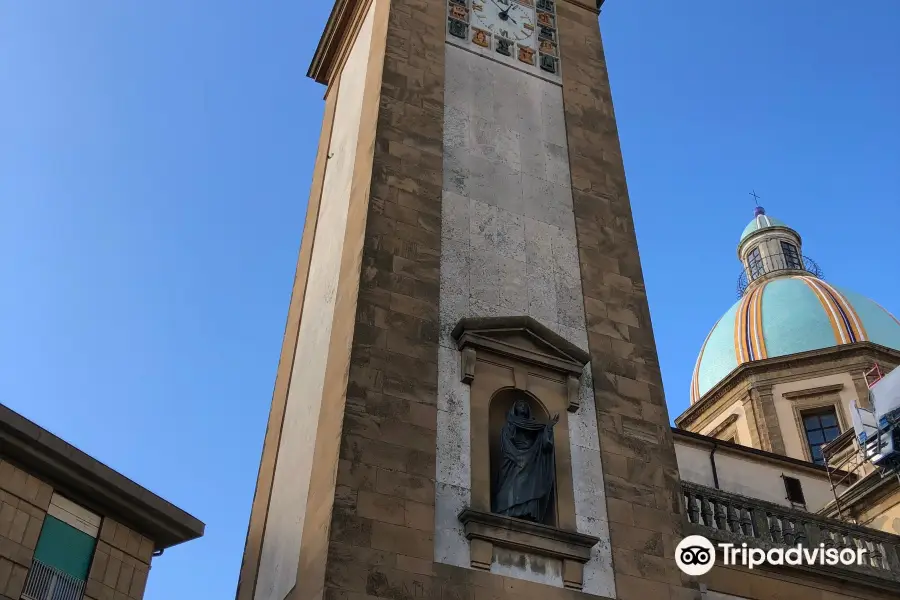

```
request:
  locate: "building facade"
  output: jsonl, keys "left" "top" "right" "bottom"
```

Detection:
{"left": 0, "top": 403, "right": 204, "bottom": 600}
{"left": 236, "top": 1, "right": 900, "bottom": 599}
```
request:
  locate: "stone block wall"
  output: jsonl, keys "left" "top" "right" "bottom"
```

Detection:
{"left": 556, "top": 2, "right": 697, "bottom": 599}
{"left": 0, "top": 459, "right": 51, "bottom": 600}
{"left": 84, "top": 518, "right": 154, "bottom": 600}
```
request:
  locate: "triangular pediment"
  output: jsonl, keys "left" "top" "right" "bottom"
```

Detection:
{"left": 451, "top": 316, "right": 590, "bottom": 376}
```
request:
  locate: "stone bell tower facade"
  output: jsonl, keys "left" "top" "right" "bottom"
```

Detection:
{"left": 236, "top": 1, "right": 692, "bottom": 599}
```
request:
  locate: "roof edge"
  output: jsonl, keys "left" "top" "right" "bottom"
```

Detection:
{"left": 678, "top": 342, "right": 900, "bottom": 428}
{"left": 0, "top": 403, "right": 204, "bottom": 550}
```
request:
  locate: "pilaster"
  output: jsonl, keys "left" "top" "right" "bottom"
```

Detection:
{"left": 750, "top": 384, "right": 786, "bottom": 455}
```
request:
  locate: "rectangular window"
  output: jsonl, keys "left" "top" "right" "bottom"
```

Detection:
{"left": 21, "top": 494, "right": 100, "bottom": 600}
{"left": 781, "top": 241, "right": 802, "bottom": 269}
{"left": 747, "top": 247, "right": 765, "bottom": 280}
{"left": 802, "top": 408, "right": 841, "bottom": 465}
{"left": 782, "top": 475, "right": 806, "bottom": 507}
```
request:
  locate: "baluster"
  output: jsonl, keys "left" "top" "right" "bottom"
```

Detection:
{"left": 855, "top": 538, "right": 873, "bottom": 569}
{"left": 750, "top": 507, "right": 767, "bottom": 539}
{"left": 804, "top": 520, "right": 822, "bottom": 548}
{"left": 686, "top": 490, "right": 699, "bottom": 524}
{"left": 836, "top": 532, "right": 849, "bottom": 552}
{"left": 700, "top": 496, "right": 713, "bottom": 527}
{"left": 782, "top": 518, "right": 795, "bottom": 545}
{"left": 881, "top": 542, "right": 900, "bottom": 572}
{"left": 724, "top": 504, "right": 739, "bottom": 534}
{"left": 821, "top": 530, "right": 835, "bottom": 550}
{"left": 769, "top": 514, "right": 784, "bottom": 543}
{"left": 869, "top": 541, "right": 884, "bottom": 569}
{"left": 793, "top": 520, "right": 807, "bottom": 546}
{"left": 714, "top": 501, "right": 728, "bottom": 531}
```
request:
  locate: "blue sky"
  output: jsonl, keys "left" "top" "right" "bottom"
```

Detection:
{"left": 1, "top": 1, "right": 897, "bottom": 598}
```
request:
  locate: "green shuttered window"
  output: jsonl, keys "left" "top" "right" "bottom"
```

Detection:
{"left": 33, "top": 515, "right": 97, "bottom": 581}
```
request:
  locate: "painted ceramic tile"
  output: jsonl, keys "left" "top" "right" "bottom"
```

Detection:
{"left": 518, "top": 44, "right": 535, "bottom": 65}
{"left": 448, "top": 18, "right": 468, "bottom": 39}
{"left": 473, "top": 27, "right": 490, "bottom": 48}
{"left": 539, "top": 53, "right": 558, "bottom": 74}
{"left": 449, "top": 3, "right": 469, "bottom": 21}
{"left": 538, "top": 38, "right": 556, "bottom": 56}
{"left": 536, "top": 0, "right": 554, "bottom": 10}
{"left": 536, "top": 11, "right": 554, "bottom": 28}
{"left": 496, "top": 37, "right": 514, "bottom": 57}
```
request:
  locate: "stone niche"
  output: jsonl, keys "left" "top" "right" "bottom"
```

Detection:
{"left": 451, "top": 316, "right": 600, "bottom": 591}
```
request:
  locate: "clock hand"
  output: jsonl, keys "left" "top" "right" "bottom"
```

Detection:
{"left": 489, "top": 0, "right": 517, "bottom": 24}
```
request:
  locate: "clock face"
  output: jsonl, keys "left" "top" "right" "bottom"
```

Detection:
{"left": 446, "top": 0, "right": 560, "bottom": 75}
{"left": 472, "top": 0, "right": 534, "bottom": 43}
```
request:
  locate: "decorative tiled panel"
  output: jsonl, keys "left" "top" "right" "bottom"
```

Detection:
{"left": 447, "top": 0, "right": 560, "bottom": 77}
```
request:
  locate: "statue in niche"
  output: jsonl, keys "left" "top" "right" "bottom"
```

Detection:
{"left": 493, "top": 398, "right": 558, "bottom": 523}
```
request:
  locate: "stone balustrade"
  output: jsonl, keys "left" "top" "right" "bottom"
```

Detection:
{"left": 682, "top": 481, "right": 900, "bottom": 586}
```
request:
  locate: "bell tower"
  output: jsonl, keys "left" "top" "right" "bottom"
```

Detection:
{"left": 236, "top": 1, "right": 692, "bottom": 599}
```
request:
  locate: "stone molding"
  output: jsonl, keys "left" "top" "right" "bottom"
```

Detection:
{"left": 458, "top": 508, "right": 599, "bottom": 590}
{"left": 451, "top": 316, "right": 590, "bottom": 412}
{"left": 707, "top": 414, "right": 740, "bottom": 441}
{"left": 678, "top": 342, "right": 900, "bottom": 429}
{"left": 782, "top": 383, "right": 845, "bottom": 400}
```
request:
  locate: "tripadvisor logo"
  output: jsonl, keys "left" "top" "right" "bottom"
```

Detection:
{"left": 675, "top": 535, "right": 868, "bottom": 576}
{"left": 676, "top": 536, "right": 716, "bottom": 576}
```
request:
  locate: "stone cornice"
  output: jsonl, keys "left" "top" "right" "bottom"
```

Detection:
{"left": 452, "top": 316, "right": 590, "bottom": 411}
{"left": 782, "top": 383, "right": 845, "bottom": 400}
{"left": 451, "top": 316, "right": 590, "bottom": 374}
{"left": 458, "top": 508, "right": 599, "bottom": 562}
{"left": 308, "top": 0, "right": 373, "bottom": 86}
{"left": 677, "top": 342, "right": 900, "bottom": 429}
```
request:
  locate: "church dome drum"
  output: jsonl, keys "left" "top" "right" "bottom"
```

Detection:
{"left": 690, "top": 209, "right": 900, "bottom": 404}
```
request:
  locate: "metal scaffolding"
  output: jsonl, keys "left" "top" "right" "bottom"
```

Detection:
{"left": 822, "top": 363, "right": 900, "bottom": 522}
